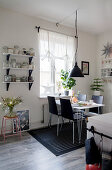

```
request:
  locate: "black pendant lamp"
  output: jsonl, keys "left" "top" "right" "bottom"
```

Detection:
{"left": 70, "top": 10, "right": 84, "bottom": 77}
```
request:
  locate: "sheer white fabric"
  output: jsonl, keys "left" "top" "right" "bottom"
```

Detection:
{"left": 39, "top": 29, "right": 75, "bottom": 96}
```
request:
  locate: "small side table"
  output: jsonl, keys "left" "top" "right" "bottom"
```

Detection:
{"left": 1, "top": 115, "right": 21, "bottom": 142}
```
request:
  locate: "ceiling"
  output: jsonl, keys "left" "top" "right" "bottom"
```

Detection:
{"left": 0, "top": 0, "right": 112, "bottom": 34}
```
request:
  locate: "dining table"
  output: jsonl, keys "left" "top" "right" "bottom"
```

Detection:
{"left": 56, "top": 99, "right": 105, "bottom": 142}
{"left": 56, "top": 99, "right": 104, "bottom": 113}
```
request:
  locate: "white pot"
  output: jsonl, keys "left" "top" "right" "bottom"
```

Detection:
{"left": 93, "top": 91, "right": 100, "bottom": 96}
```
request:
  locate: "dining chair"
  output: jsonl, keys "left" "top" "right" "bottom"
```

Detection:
{"left": 87, "top": 95, "right": 104, "bottom": 117}
{"left": 77, "top": 94, "right": 87, "bottom": 101}
{"left": 60, "top": 98, "right": 83, "bottom": 144}
{"left": 47, "top": 96, "right": 61, "bottom": 136}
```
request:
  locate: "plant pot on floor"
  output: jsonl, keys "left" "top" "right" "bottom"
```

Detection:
{"left": 93, "top": 91, "right": 100, "bottom": 96}
{"left": 64, "top": 90, "right": 69, "bottom": 96}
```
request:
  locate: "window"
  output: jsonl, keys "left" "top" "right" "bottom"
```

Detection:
{"left": 39, "top": 29, "right": 75, "bottom": 97}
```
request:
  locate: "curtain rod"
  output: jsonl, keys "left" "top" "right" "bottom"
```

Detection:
{"left": 35, "top": 26, "right": 74, "bottom": 38}
{"left": 87, "top": 126, "right": 112, "bottom": 140}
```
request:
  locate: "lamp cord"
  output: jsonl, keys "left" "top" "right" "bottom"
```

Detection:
{"left": 75, "top": 10, "right": 78, "bottom": 64}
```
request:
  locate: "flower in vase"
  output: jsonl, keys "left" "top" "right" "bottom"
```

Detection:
{"left": 1, "top": 97, "right": 22, "bottom": 117}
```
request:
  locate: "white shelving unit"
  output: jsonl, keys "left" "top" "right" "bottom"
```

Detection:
{"left": 101, "top": 57, "right": 112, "bottom": 79}
{"left": 3, "top": 53, "right": 34, "bottom": 91}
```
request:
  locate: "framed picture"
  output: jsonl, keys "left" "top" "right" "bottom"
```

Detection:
{"left": 81, "top": 61, "right": 89, "bottom": 75}
{"left": 13, "top": 110, "right": 29, "bottom": 132}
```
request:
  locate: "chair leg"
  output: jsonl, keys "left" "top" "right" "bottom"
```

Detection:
{"left": 81, "top": 113, "right": 83, "bottom": 132}
{"left": 77, "top": 114, "right": 81, "bottom": 143}
{"left": 60, "top": 117, "right": 64, "bottom": 130}
{"left": 48, "top": 113, "right": 52, "bottom": 127}
{"left": 57, "top": 116, "right": 59, "bottom": 136}
{"left": 73, "top": 121, "right": 74, "bottom": 144}
{"left": 77, "top": 113, "right": 83, "bottom": 143}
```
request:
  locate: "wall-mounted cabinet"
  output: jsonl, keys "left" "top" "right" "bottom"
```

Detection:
{"left": 3, "top": 53, "right": 35, "bottom": 91}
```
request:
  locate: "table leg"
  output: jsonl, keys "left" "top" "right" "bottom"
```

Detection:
{"left": 77, "top": 113, "right": 82, "bottom": 143}
{"left": 98, "top": 107, "right": 100, "bottom": 114}
{"left": 73, "top": 121, "right": 74, "bottom": 144}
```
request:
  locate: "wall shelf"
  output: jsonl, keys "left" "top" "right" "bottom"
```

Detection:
{"left": 3, "top": 52, "right": 34, "bottom": 91}
{"left": 101, "top": 76, "right": 112, "bottom": 78}
{"left": 3, "top": 53, "right": 35, "bottom": 58}
{"left": 102, "top": 58, "right": 112, "bottom": 62}
{"left": 3, "top": 82, "right": 33, "bottom": 91}
{"left": 3, "top": 67, "right": 33, "bottom": 70}
{"left": 101, "top": 67, "right": 112, "bottom": 70}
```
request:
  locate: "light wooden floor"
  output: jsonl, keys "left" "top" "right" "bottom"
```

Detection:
{"left": 0, "top": 132, "right": 85, "bottom": 170}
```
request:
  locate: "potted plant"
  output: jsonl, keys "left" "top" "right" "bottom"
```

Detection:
{"left": 60, "top": 69, "right": 76, "bottom": 96}
{"left": 90, "top": 78, "right": 104, "bottom": 96}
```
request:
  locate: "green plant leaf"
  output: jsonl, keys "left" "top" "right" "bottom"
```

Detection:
{"left": 90, "top": 78, "right": 104, "bottom": 92}
{"left": 60, "top": 69, "right": 76, "bottom": 90}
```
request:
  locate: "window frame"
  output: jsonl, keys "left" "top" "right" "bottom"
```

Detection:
{"left": 39, "top": 30, "right": 75, "bottom": 97}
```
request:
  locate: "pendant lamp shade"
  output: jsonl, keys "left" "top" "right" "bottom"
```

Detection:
{"left": 70, "top": 62, "right": 84, "bottom": 77}
{"left": 69, "top": 10, "right": 84, "bottom": 78}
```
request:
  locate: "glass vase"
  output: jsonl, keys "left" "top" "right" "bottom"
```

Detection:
{"left": 5, "top": 106, "right": 16, "bottom": 117}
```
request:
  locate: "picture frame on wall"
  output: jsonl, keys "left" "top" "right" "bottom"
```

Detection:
{"left": 81, "top": 61, "right": 89, "bottom": 75}
{"left": 13, "top": 110, "right": 29, "bottom": 132}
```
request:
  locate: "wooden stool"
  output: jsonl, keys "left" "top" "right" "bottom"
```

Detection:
{"left": 1, "top": 115, "right": 21, "bottom": 142}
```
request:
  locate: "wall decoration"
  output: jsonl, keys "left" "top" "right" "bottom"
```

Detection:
{"left": 102, "top": 42, "right": 112, "bottom": 57}
{"left": 13, "top": 110, "right": 29, "bottom": 132}
{"left": 81, "top": 61, "right": 89, "bottom": 75}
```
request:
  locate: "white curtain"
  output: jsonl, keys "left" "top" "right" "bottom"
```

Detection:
{"left": 39, "top": 29, "right": 75, "bottom": 96}
{"left": 39, "top": 29, "right": 75, "bottom": 70}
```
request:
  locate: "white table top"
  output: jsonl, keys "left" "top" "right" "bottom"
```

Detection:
{"left": 56, "top": 100, "right": 104, "bottom": 110}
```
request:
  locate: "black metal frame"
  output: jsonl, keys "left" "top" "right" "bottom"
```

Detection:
{"left": 81, "top": 61, "right": 89, "bottom": 75}
{"left": 87, "top": 126, "right": 112, "bottom": 140}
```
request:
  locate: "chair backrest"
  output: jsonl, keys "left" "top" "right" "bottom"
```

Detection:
{"left": 89, "top": 95, "right": 104, "bottom": 114}
{"left": 60, "top": 98, "right": 74, "bottom": 120}
{"left": 47, "top": 96, "right": 58, "bottom": 115}
{"left": 77, "top": 94, "right": 87, "bottom": 101}
{"left": 92, "top": 95, "right": 103, "bottom": 104}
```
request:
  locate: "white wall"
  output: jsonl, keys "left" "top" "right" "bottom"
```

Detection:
{"left": 97, "top": 32, "right": 112, "bottom": 113}
{"left": 0, "top": 8, "right": 97, "bottom": 129}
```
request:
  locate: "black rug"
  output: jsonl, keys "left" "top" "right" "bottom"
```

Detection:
{"left": 29, "top": 122, "right": 87, "bottom": 156}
